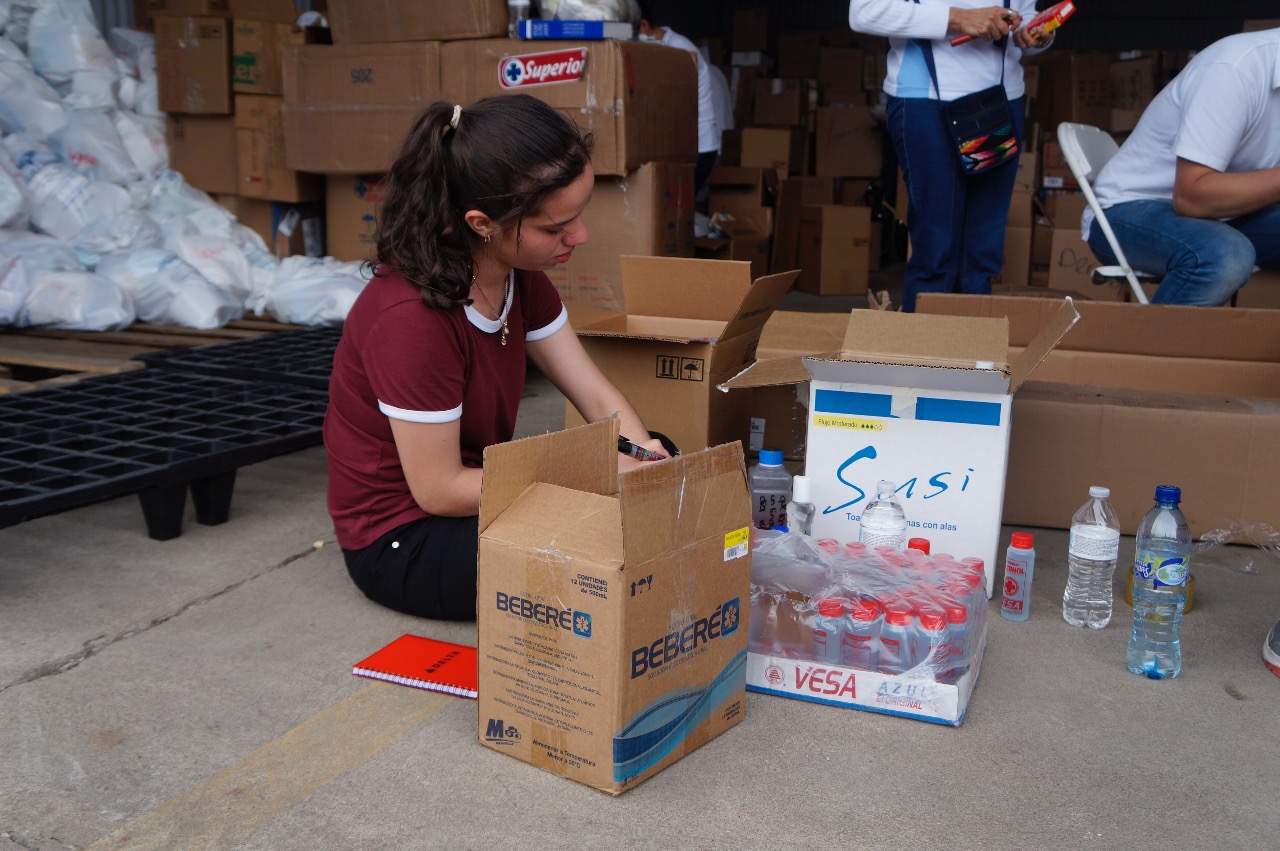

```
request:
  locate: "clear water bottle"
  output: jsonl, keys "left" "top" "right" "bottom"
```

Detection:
{"left": 507, "top": 0, "right": 532, "bottom": 37}
{"left": 812, "top": 597, "right": 844, "bottom": 664}
{"left": 999, "top": 532, "right": 1036, "bottom": 621}
{"left": 877, "top": 598, "right": 915, "bottom": 675}
{"left": 786, "top": 474, "right": 815, "bottom": 536}
{"left": 1126, "top": 485, "right": 1191, "bottom": 679}
{"left": 1063, "top": 485, "right": 1121, "bottom": 628}
{"left": 748, "top": 449, "right": 791, "bottom": 530}
{"left": 858, "top": 480, "right": 907, "bottom": 550}
{"left": 841, "top": 598, "right": 881, "bottom": 671}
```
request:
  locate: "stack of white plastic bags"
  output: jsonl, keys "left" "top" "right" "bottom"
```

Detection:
{"left": 0, "top": 0, "right": 368, "bottom": 332}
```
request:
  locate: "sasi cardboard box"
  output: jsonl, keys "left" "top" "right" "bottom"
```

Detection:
{"left": 566, "top": 256, "right": 800, "bottom": 458}
{"left": 327, "top": 0, "right": 506, "bottom": 44}
{"left": 917, "top": 294, "right": 1280, "bottom": 540}
{"left": 722, "top": 302, "right": 1079, "bottom": 594}
{"left": 477, "top": 419, "right": 752, "bottom": 795}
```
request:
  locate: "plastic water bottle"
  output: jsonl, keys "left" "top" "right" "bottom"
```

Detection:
{"left": 877, "top": 598, "right": 915, "bottom": 675}
{"left": 841, "top": 598, "right": 881, "bottom": 670}
{"left": 786, "top": 474, "right": 815, "bottom": 536}
{"left": 941, "top": 601, "right": 970, "bottom": 681}
{"left": 1063, "top": 485, "right": 1121, "bottom": 628}
{"left": 1126, "top": 485, "right": 1191, "bottom": 679}
{"left": 858, "top": 480, "right": 907, "bottom": 550}
{"left": 812, "top": 597, "right": 844, "bottom": 664}
{"left": 507, "top": 0, "right": 531, "bottom": 37}
{"left": 748, "top": 449, "right": 791, "bottom": 530}
{"left": 913, "top": 606, "right": 948, "bottom": 676}
{"left": 999, "top": 532, "right": 1036, "bottom": 621}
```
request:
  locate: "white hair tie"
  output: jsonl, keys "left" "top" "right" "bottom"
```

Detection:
{"left": 449, "top": 104, "right": 462, "bottom": 130}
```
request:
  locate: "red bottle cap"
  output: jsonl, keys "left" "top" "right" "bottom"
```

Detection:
{"left": 816, "top": 597, "right": 845, "bottom": 617}
{"left": 918, "top": 607, "right": 947, "bottom": 631}
{"left": 816, "top": 538, "right": 840, "bottom": 554}
{"left": 883, "top": 600, "right": 914, "bottom": 626}
{"left": 844, "top": 541, "right": 869, "bottom": 557}
{"left": 1011, "top": 531, "right": 1035, "bottom": 549}
{"left": 945, "top": 603, "right": 968, "bottom": 624}
{"left": 907, "top": 537, "right": 931, "bottom": 553}
{"left": 849, "top": 598, "right": 880, "bottom": 621}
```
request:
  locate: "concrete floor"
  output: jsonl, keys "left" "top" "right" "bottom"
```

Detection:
{"left": 3, "top": 285, "right": 1279, "bottom": 849}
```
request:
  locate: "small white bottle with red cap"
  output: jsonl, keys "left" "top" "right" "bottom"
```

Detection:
{"left": 1000, "top": 532, "right": 1036, "bottom": 621}
{"left": 812, "top": 597, "right": 845, "bottom": 664}
{"left": 841, "top": 597, "right": 881, "bottom": 670}
{"left": 877, "top": 598, "right": 916, "bottom": 674}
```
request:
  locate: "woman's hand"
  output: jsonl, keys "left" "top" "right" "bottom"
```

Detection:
{"left": 949, "top": 6, "right": 1022, "bottom": 41}
{"left": 1013, "top": 24, "right": 1050, "bottom": 50}
{"left": 617, "top": 436, "right": 668, "bottom": 473}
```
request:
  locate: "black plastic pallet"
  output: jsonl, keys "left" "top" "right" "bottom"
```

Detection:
{"left": 0, "top": 370, "right": 327, "bottom": 540}
{"left": 133, "top": 326, "right": 341, "bottom": 389}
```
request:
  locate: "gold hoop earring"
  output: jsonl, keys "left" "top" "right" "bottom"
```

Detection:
{"left": 484, "top": 235, "right": 491, "bottom": 244}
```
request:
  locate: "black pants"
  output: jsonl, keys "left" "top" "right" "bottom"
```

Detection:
{"left": 342, "top": 515, "right": 480, "bottom": 620}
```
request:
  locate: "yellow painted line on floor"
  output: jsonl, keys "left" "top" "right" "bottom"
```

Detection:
{"left": 87, "top": 684, "right": 453, "bottom": 850}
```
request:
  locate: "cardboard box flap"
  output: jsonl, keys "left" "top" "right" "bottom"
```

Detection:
{"left": 759, "top": 310, "right": 851, "bottom": 358}
{"left": 839, "top": 310, "right": 1010, "bottom": 370}
{"left": 715, "top": 269, "right": 801, "bottom": 347}
{"left": 618, "top": 255, "right": 755, "bottom": 321}
{"left": 1006, "top": 297, "right": 1081, "bottom": 393}
{"left": 918, "top": 294, "right": 1277, "bottom": 363}
{"left": 718, "top": 352, "right": 837, "bottom": 391}
{"left": 618, "top": 441, "right": 748, "bottom": 566}
{"left": 482, "top": 482, "right": 625, "bottom": 568}
{"left": 479, "top": 419, "right": 619, "bottom": 533}
{"left": 575, "top": 314, "right": 726, "bottom": 344}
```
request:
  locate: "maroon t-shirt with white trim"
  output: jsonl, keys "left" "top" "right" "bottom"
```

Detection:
{"left": 324, "top": 267, "right": 567, "bottom": 550}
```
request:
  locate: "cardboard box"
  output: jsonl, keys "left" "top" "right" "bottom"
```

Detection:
{"left": 228, "top": 0, "right": 300, "bottom": 22}
{"left": 1236, "top": 269, "right": 1280, "bottom": 310}
{"left": 795, "top": 205, "right": 871, "bottom": 296}
{"left": 548, "top": 162, "right": 695, "bottom": 320}
{"left": 777, "top": 33, "right": 822, "bottom": 79}
{"left": 1001, "top": 226, "right": 1033, "bottom": 286}
{"left": 818, "top": 47, "right": 863, "bottom": 90}
{"left": 1045, "top": 227, "right": 1127, "bottom": 300}
{"left": 706, "top": 166, "right": 776, "bottom": 237}
{"left": 155, "top": 15, "right": 232, "bottom": 114}
{"left": 1007, "top": 187, "right": 1034, "bottom": 229}
{"left": 917, "top": 295, "right": 1280, "bottom": 540}
{"left": 232, "top": 19, "right": 326, "bottom": 95}
{"left": 440, "top": 39, "right": 697, "bottom": 178}
{"left": 1014, "top": 151, "right": 1036, "bottom": 191}
{"left": 282, "top": 42, "right": 441, "bottom": 174}
{"left": 815, "top": 107, "right": 882, "bottom": 177}
{"left": 166, "top": 114, "right": 237, "bottom": 194}
{"left": 732, "top": 8, "right": 771, "bottom": 53}
{"left": 752, "top": 78, "right": 809, "bottom": 127}
{"left": 769, "top": 177, "right": 803, "bottom": 277}
{"left": 233, "top": 94, "right": 324, "bottom": 202}
{"left": 695, "top": 220, "right": 771, "bottom": 281}
{"left": 739, "top": 126, "right": 806, "bottom": 181}
{"left": 325, "top": 173, "right": 385, "bottom": 263}
{"left": 328, "top": 0, "right": 505, "bottom": 43}
{"left": 1029, "top": 51, "right": 1111, "bottom": 131}
{"left": 477, "top": 419, "right": 751, "bottom": 795}
{"left": 723, "top": 303, "right": 1078, "bottom": 593}
{"left": 1040, "top": 141, "right": 1080, "bottom": 191}
{"left": 147, "top": 0, "right": 229, "bottom": 16}
{"left": 214, "top": 192, "right": 273, "bottom": 245}
{"left": 567, "top": 256, "right": 799, "bottom": 457}
{"left": 214, "top": 193, "right": 322, "bottom": 258}
{"left": 1111, "top": 56, "right": 1156, "bottom": 112}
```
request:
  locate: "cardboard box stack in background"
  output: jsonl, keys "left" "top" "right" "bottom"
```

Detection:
{"left": 477, "top": 419, "right": 751, "bottom": 794}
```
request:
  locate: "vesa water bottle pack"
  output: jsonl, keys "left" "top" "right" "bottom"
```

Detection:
{"left": 745, "top": 528, "right": 990, "bottom": 726}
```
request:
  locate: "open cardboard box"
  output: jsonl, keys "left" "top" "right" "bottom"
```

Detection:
{"left": 722, "top": 302, "right": 1080, "bottom": 593}
{"left": 917, "top": 294, "right": 1280, "bottom": 538}
{"left": 477, "top": 418, "right": 751, "bottom": 795}
{"left": 567, "top": 256, "right": 800, "bottom": 457}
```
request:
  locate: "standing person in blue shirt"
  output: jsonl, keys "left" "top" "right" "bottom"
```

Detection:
{"left": 1084, "top": 28, "right": 1280, "bottom": 306}
{"left": 636, "top": 1, "right": 726, "bottom": 198}
{"left": 850, "top": 1, "right": 1053, "bottom": 312}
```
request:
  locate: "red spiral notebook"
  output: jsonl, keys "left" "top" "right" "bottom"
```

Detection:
{"left": 351, "top": 634, "right": 479, "bottom": 699}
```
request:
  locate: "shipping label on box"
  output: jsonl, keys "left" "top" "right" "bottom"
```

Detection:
{"left": 722, "top": 305, "right": 1079, "bottom": 592}
{"left": 477, "top": 420, "right": 751, "bottom": 795}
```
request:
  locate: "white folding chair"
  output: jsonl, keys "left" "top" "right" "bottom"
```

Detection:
{"left": 1056, "top": 122, "right": 1156, "bottom": 304}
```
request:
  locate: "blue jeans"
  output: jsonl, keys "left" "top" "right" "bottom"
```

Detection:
{"left": 887, "top": 95, "right": 1024, "bottom": 312}
{"left": 1087, "top": 200, "right": 1280, "bottom": 305}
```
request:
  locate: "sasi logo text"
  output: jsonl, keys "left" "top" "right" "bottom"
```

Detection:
{"left": 499, "top": 48, "right": 588, "bottom": 88}
{"left": 484, "top": 718, "right": 520, "bottom": 746}
{"left": 822, "top": 444, "right": 975, "bottom": 516}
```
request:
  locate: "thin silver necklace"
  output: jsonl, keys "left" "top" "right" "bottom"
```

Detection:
{"left": 472, "top": 271, "right": 509, "bottom": 346}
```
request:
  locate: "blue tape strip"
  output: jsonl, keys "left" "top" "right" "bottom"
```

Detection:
{"left": 813, "top": 389, "right": 894, "bottom": 418}
{"left": 915, "top": 397, "right": 1002, "bottom": 426}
